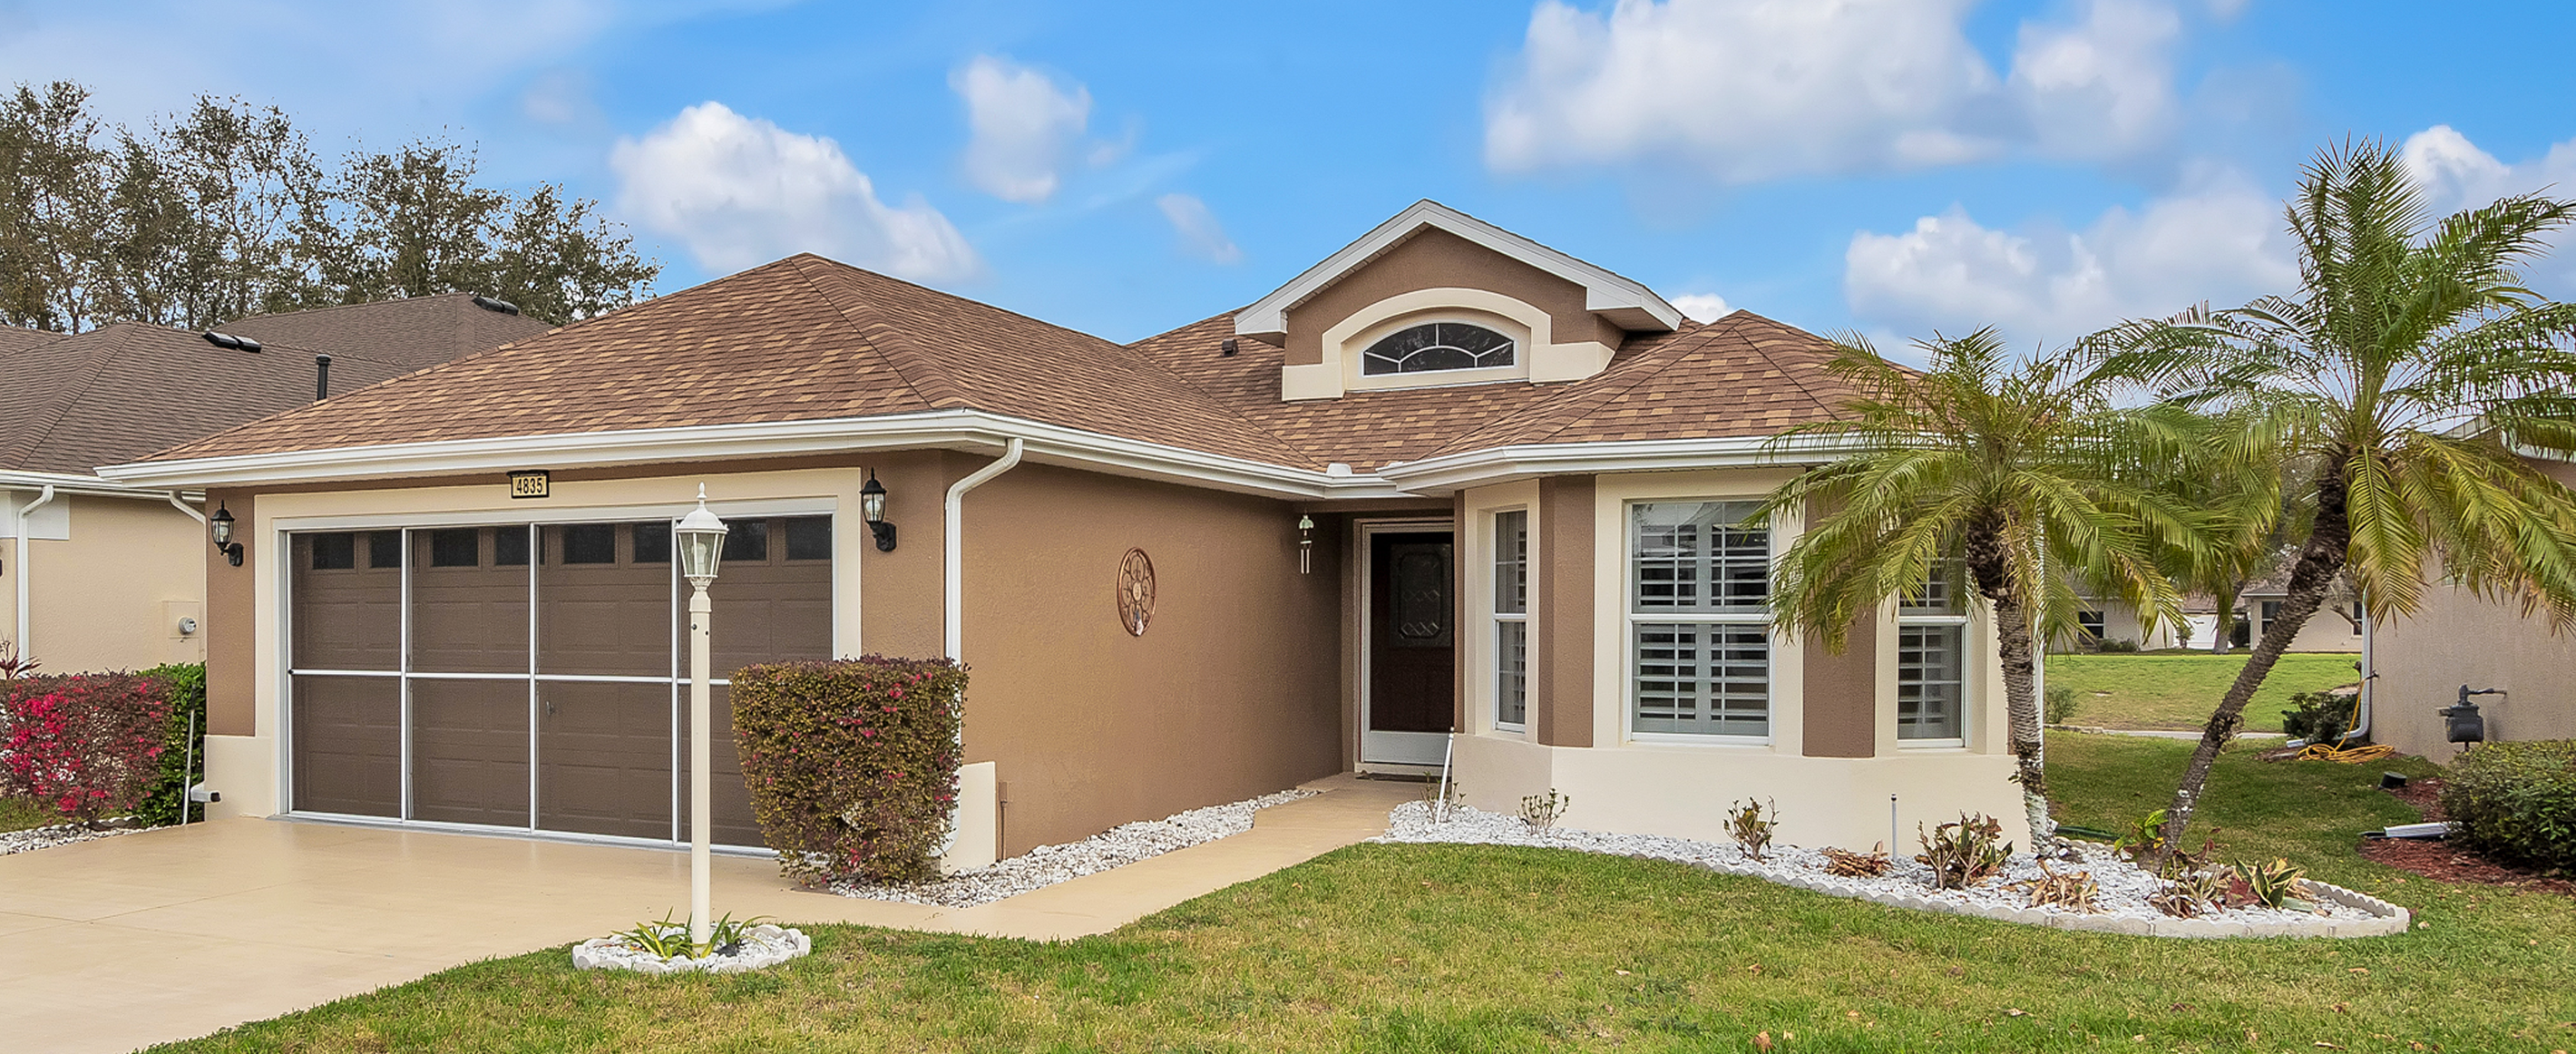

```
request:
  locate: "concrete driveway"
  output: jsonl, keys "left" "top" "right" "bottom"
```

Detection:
{"left": 0, "top": 774, "right": 1413, "bottom": 1053}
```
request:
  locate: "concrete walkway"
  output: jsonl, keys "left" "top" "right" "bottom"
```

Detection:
{"left": 0, "top": 773, "right": 1418, "bottom": 1054}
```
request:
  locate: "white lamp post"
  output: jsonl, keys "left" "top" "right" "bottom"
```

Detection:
{"left": 674, "top": 486, "right": 728, "bottom": 952}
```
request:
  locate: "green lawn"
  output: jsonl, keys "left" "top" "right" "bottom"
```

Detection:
{"left": 2049, "top": 651, "right": 2360, "bottom": 733}
{"left": 154, "top": 736, "right": 2575, "bottom": 1054}
{"left": 0, "top": 795, "right": 64, "bottom": 834}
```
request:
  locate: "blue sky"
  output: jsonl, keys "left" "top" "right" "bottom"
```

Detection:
{"left": 8, "top": 0, "right": 2576, "bottom": 352}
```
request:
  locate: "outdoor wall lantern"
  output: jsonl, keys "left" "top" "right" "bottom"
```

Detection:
{"left": 674, "top": 486, "right": 727, "bottom": 952}
{"left": 860, "top": 471, "right": 897, "bottom": 551}
{"left": 210, "top": 503, "right": 243, "bottom": 567}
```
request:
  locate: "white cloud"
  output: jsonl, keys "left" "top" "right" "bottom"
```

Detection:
{"left": 1843, "top": 167, "right": 2296, "bottom": 346}
{"left": 952, "top": 55, "right": 1092, "bottom": 203}
{"left": 1155, "top": 193, "right": 1243, "bottom": 264}
{"left": 1670, "top": 293, "right": 1732, "bottom": 322}
{"left": 2401, "top": 124, "right": 2576, "bottom": 294}
{"left": 1484, "top": 0, "right": 2186, "bottom": 182}
{"left": 610, "top": 102, "right": 979, "bottom": 280}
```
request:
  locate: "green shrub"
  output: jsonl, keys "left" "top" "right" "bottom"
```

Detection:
{"left": 132, "top": 663, "right": 207, "bottom": 827}
{"left": 2441, "top": 739, "right": 2576, "bottom": 873}
{"left": 2280, "top": 689, "right": 2360, "bottom": 746}
{"left": 730, "top": 656, "right": 967, "bottom": 885}
{"left": 2094, "top": 638, "right": 2141, "bottom": 653}
{"left": 2044, "top": 683, "right": 2079, "bottom": 726}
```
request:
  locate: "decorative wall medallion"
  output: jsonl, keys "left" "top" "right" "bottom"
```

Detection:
{"left": 1117, "top": 548, "right": 1156, "bottom": 637}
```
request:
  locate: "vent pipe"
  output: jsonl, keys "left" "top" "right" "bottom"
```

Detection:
{"left": 315, "top": 354, "right": 332, "bottom": 402}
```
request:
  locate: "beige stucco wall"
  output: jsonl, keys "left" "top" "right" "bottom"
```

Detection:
{"left": 2374, "top": 581, "right": 2576, "bottom": 759}
{"left": 1, "top": 493, "right": 207, "bottom": 674}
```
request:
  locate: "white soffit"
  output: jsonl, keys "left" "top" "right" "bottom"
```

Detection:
{"left": 1233, "top": 200, "right": 1685, "bottom": 341}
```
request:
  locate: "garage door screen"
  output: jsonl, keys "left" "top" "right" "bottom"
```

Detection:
{"left": 287, "top": 517, "right": 831, "bottom": 846}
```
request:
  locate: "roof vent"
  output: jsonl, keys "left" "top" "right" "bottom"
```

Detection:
{"left": 201, "top": 331, "right": 261, "bottom": 352}
{"left": 472, "top": 295, "right": 521, "bottom": 316}
{"left": 1220, "top": 337, "right": 1238, "bottom": 357}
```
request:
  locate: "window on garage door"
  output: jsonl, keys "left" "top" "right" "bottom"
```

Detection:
{"left": 286, "top": 514, "right": 834, "bottom": 847}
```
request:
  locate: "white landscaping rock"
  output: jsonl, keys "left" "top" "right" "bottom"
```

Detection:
{"left": 572, "top": 923, "right": 812, "bottom": 974}
{"left": 831, "top": 788, "right": 1319, "bottom": 909}
{"left": 0, "top": 818, "right": 142, "bottom": 857}
{"left": 1376, "top": 801, "right": 2409, "bottom": 940}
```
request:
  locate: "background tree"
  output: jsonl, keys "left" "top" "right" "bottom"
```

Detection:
{"left": 0, "top": 81, "right": 657, "bottom": 331}
{"left": 2089, "top": 140, "right": 2576, "bottom": 864}
{"left": 1760, "top": 330, "right": 2213, "bottom": 850}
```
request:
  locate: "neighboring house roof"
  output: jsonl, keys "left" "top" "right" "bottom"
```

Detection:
{"left": 1233, "top": 200, "right": 1684, "bottom": 339}
{"left": 0, "top": 323, "right": 66, "bottom": 356}
{"left": 2, "top": 298, "right": 550, "bottom": 480}
{"left": 0, "top": 324, "right": 411, "bottom": 477}
{"left": 222, "top": 293, "right": 552, "bottom": 371}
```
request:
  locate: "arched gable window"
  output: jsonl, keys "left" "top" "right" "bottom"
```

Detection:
{"left": 1359, "top": 322, "right": 1516, "bottom": 376}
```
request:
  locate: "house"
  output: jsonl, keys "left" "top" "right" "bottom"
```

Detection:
{"left": 1, "top": 297, "right": 551, "bottom": 674}
{"left": 2369, "top": 455, "right": 2576, "bottom": 758}
{"left": 2059, "top": 571, "right": 2364, "bottom": 656}
{"left": 100, "top": 201, "right": 2026, "bottom": 868}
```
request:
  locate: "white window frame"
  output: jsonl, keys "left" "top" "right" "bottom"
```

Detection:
{"left": 1624, "top": 498, "right": 1774, "bottom": 744}
{"left": 1491, "top": 507, "right": 1530, "bottom": 732}
{"left": 1893, "top": 567, "right": 1969, "bottom": 748}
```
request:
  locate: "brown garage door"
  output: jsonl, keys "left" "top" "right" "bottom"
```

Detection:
{"left": 285, "top": 515, "right": 834, "bottom": 846}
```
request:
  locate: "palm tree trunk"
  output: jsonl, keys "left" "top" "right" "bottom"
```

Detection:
{"left": 1966, "top": 515, "right": 2057, "bottom": 854}
{"left": 2152, "top": 466, "right": 2351, "bottom": 867}
{"left": 1989, "top": 588, "right": 2055, "bottom": 853}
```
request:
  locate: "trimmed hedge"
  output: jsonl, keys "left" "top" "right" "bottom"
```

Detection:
{"left": 132, "top": 663, "right": 208, "bottom": 827}
{"left": 731, "top": 656, "right": 967, "bottom": 885}
{"left": 2441, "top": 739, "right": 2576, "bottom": 873}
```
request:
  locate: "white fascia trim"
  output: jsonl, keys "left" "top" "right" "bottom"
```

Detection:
{"left": 1377, "top": 434, "right": 1862, "bottom": 495}
{"left": 95, "top": 409, "right": 1415, "bottom": 502}
{"left": 0, "top": 468, "right": 203, "bottom": 502}
{"left": 1234, "top": 200, "right": 1684, "bottom": 339}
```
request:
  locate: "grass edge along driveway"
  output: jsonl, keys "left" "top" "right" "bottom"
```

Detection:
{"left": 155, "top": 734, "right": 2571, "bottom": 1053}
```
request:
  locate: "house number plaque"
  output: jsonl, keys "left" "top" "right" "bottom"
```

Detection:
{"left": 508, "top": 471, "right": 551, "bottom": 499}
{"left": 1117, "top": 548, "right": 1156, "bottom": 637}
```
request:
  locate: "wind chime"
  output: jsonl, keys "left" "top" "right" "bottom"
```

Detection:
{"left": 1297, "top": 514, "right": 1315, "bottom": 574}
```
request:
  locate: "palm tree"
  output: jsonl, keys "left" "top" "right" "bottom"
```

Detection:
{"left": 1759, "top": 329, "right": 2214, "bottom": 851}
{"left": 2087, "top": 140, "right": 2576, "bottom": 863}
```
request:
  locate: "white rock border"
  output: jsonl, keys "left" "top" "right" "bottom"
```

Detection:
{"left": 0, "top": 817, "right": 143, "bottom": 857}
{"left": 1378, "top": 802, "right": 2411, "bottom": 940}
{"left": 572, "top": 923, "right": 812, "bottom": 974}
{"left": 831, "top": 787, "right": 1319, "bottom": 908}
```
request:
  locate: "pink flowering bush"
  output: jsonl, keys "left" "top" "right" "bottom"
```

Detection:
{"left": 730, "top": 656, "right": 966, "bottom": 885}
{"left": 1, "top": 672, "right": 172, "bottom": 828}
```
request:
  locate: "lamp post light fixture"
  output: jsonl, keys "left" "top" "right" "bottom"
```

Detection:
{"left": 210, "top": 503, "right": 243, "bottom": 567}
{"left": 859, "top": 471, "right": 897, "bottom": 551}
{"left": 673, "top": 486, "right": 728, "bottom": 953}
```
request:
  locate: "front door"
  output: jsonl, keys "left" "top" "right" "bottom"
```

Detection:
{"left": 1365, "top": 530, "right": 1455, "bottom": 766}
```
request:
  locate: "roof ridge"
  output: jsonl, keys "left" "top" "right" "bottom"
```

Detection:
{"left": 229, "top": 291, "right": 474, "bottom": 326}
{"left": 787, "top": 258, "right": 967, "bottom": 410}
{"left": 1719, "top": 310, "right": 1848, "bottom": 419}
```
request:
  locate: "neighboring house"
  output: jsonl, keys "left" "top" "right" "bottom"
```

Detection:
{"left": 2371, "top": 456, "right": 2576, "bottom": 758}
{"left": 102, "top": 201, "right": 2025, "bottom": 869}
{"left": 1, "top": 297, "right": 551, "bottom": 674}
{"left": 2060, "top": 572, "right": 2364, "bottom": 656}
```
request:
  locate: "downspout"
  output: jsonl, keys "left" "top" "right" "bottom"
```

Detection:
{"left": 165, "top": 492, "right": 207, "bottom": 526}
{"left": 13, "top": 485, "right": 56, "bottom": 659}
{"left": 2353, "top": 600, "right": 2376, "bottom": 741}
{"left": 943, "top": 438, "right": 1024, "bottom": 660}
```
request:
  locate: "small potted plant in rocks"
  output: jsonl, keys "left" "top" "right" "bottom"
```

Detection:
{"left": 572, "top": 912, "right": 811, "bottom": 975}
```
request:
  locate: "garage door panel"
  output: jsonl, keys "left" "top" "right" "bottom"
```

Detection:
{"left": 411, "top": 679, "right": 531, "bottom": 826}
{"left": 541, "top": 523, "right": 676, "bottom": 677}
{"left": 290, "top": 533, "right": 401, "bottom": 671}
{"left": 290, "top": 676, "right": 399, "bottom": 816}
{"left": 680, "top": 685, "right": 765, "bottom": 848}
{"left": 539, "top": 681, "right": 674, "bottom": 840}
{"left": 414, "top": 529, "right": 531, "bottom": 674}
